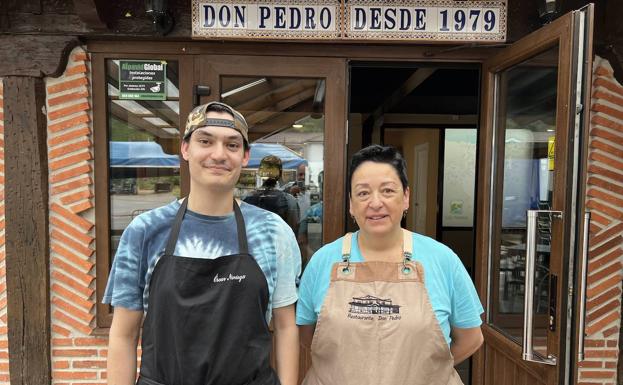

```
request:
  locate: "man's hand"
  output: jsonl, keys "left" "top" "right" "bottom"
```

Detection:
{"left": 107, "top": 307, "right": 143, "bottom": 385}
{"left": 273, "top": 304, "right": 299, "bottom": 385}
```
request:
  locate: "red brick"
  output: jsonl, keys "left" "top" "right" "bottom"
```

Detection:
{"left": 60, "top": 189, "right": 93, "bottom": 206}
{"left": 590, "top": 140, "right": 623, "bottom": 161}
{"left": 53, "top": 360, "right": 70, "bottom": 369}
{"left": 607, "top": 340, "right": 618, "bottom": 347}
{"left": 49, "top": 113, "right": 90, "bottom": 133}
{"left": 588, "top": 164, "right": 623, "bottom": 184}
{"left": 73, "top": 360, "right": 106, "bottom": 369}
{"left": 49, "top": 139, "right": 91, "bottom": 160}
{"left": 603, "top": 325, "right": 619, "bottom": 337}
{"left": 52, "top": 338, "right": 73, "bottom": 346}
{"left": 65, "top": 64, "right": 88, "bottom": 76}
{"left": 73, "top": 52, "right": 88, "bottom": 62}
{"left": 595, "top": 78, "right": 623, "bottom": 98}
{"left": 586, "top": 200, "right": 623, "bottom": 221}
{"left": 587, "top": 273, "right": 622, "bottom": 300}
{"left": 51, "top": 176, "right": 93, "bottom": 196}
{"left": 594, "top": 89, "right": 623, "bottom": 109}
{"left": 592, "top": 115, "right": 623, "bottom": 133}
{"left": 47, "top": 77, "right": 88, "bottom": 95}
{"left": 52, "top": 296, "right": 94, "bottom": 323}
{"left": 51, "top": 229, "right": 94, "bottom": 258}
{"left": 578, "top": 360, "right": 603, "bottom": 368}
{"left": 51, "top": 202, "right": 94, "bottom": 232}
{"left": 587, "top": 187, "right": 623, "bottom": 209}
{"left": 53, "top": 371, "right": 97, "bottom": 380}
{"left": 51, "top": 283, "right": 93, "bottom": 311}
{"left": 48, "top": 127, "right": 91, "bottom": 148}
{"left": 53, "top": 310, "right": 93, "bottom": 335}
{"left": 48, "top": 90, "right": 89, "bottom": 107}
{"left": 587, "top": 261, "right": 623, "bottom": 286}
{"left": 49, "top": 150, "right": 93, "bottom": 171}
{"left": 588, "top": 220, "right": 623, "bottom": 249}
{"left": 584, "top": 339, "right": 606, "bottom": 347}
{"left": 605, "top": 361, "right": 617, "bottom": 368}
{"left": 48, "top": 101, "right": 90, "bottom": 121}
{"left": 587, "top": 287, "right": 621, "bottom": 312}
{"left": 52, "top": 348, "right": 97, "bottom": 357}
{"left": 71, "top": 200, "right": 94, "bottom": 214}
{"left": 595, "top": 65, "right": 614, "bottom": 76}
{"left": 588, "top": 176, "right": 623, "bottom": 197}
{"left": 51, "top": 216, "right": 94, "bottom": 245}
{"left": 52, "top": 271, "right": 94, "bottom": 297}
{"left": 587, "top": 298, "right": 620, "bottom": 323}
{"left": 589, "top": 212, "right": 610, "bottom": 229}
{"left": 584, "top": 349, "right": 619, "bottom": 358}
{"left": 580, "top": 370, "right": 616, "bottom": 379}
{"left": 589, "top": 235, "right": 623, "bottom": 259}
{"left": 585, "top": 310, "right": 620, "bottom": 335}
{"left": 74, "top": 338, "right": 108, "bottom": 346}
{"left": 588, "top": 248, "right": 622, "bottom": 278}
{"left": 51, "top": 257, "right": 94, "bottom": 285}
{"left": 52, "top": 324, "right": 71, "bottom": 337}
{"left": 50, "top": 164, "right": 92, "bottom": 184}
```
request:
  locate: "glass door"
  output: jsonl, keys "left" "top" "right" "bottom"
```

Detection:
{"left": 474, "top": 6, "right": 592, "bottom": 385}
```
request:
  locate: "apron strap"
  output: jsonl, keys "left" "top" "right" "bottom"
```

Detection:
{"left": 402, "top": 228, "right": 413, "bottom": 259}
{"left": 233, "top": 200, "right": 249, "bottom": 255}
{"left": 164, "top": 198, "right": 249, "bottom": 256}
{"left": 341, "top": 233, "right": 353, "bottom": 262}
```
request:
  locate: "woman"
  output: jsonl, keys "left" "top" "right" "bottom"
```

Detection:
{"left": 296, "top": 145, "right": 484, "bottom": 385}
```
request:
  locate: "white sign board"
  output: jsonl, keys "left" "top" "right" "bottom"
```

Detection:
{"left": 192, "top": 0, "right": 507, "bottom": 42}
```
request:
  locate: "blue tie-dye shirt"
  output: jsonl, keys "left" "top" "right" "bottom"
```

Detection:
{"left": 102, "top": 200, "right": 301, "bottom": 323}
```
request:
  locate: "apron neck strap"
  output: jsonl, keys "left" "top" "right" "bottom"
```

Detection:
{"left": 164, "top": 198, "right": 248, "bottom": 256}
{"left": 341, "top": 230, "right": 414, "bottom": 263}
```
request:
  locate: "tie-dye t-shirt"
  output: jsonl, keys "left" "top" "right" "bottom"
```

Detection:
{"left": 102, "top": 200, "right": 301, "bottom": 323}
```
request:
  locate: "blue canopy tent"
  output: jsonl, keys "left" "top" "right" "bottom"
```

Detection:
{"left": 110, "top": 141, "right": 179, "bottom": 168}
{"left": 247, "top": 143, "right": 307, "bottom": 169}
{"left": 109, "top": 141, "right": 306, "bottom": 169}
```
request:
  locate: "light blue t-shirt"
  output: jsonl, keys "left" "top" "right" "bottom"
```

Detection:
{"left": 103, "top": 200, "right": 301, "bottom": 323}
{"left": 296, "top": 232, "right": 483, "bottom": 344}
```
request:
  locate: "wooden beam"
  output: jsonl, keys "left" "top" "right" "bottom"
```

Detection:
{"left": 0, "top": 35, "right": 79, "bottom": 77}
{"left": 4, "top": 77, "right": 52, "bottom": 385}
{"left": 244, "top": 87, "right": 315, "bottom": 126}
{"left": 364, "top": 68, "right": 437, "bottom": 129}
{"left": 235, "top": 79, "right": 317, "bottom": 112}
{"left": 72, "top": 0, "right": 109, "bottom": 30}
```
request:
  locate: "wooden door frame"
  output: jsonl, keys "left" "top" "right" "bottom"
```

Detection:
{"left": 193, "top": 55, "right": 347, "bottom": 244}
{"left": 474, "top": 8, "right": 591, "bottom": 385}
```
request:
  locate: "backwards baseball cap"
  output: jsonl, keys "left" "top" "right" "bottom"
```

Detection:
{"left": 258, "top": 155, "right": 282, "bottom": 180}
{"left": 184, "top": 101, "right": 249, "bottom": 144}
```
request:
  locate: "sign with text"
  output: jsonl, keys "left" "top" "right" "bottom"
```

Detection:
{"left": 191, "top": 0, "right": 506, "bottom": 42}
{"left": 119, "top": 60, "right": 167, "bottom": 100}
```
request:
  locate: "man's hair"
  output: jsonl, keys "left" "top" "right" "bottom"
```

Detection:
{"left": 348, "top": 145, "right": 409, "bottom": 196}
{"left": 184, "top": 103, "right": 250, "bottom": 152}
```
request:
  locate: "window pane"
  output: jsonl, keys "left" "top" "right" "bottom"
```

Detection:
{"left": 488, "top": 45, "right": 558, "bottom": 358}
{"left": 221, "top": 76, "right": 325, "bottom": 268}
{"left": 106, "top": 59, "right": 181, "bottom": 258}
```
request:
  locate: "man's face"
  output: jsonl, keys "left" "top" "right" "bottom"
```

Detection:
{"left": 181, "top": 111, "right": 250, "bottom": 192}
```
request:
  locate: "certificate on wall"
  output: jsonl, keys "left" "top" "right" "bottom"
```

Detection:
{"left": 442, "top": 129, "right": 477, "bottom": 227}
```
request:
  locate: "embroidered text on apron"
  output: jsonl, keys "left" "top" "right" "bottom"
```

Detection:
{"left": 137, "top": 198, "right": 280, "bottom": 385}
{"left": 302, "top": 229, "right": 463, "bottom": 385}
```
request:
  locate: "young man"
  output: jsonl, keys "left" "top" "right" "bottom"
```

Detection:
{"left": 104, "top": 102, "right": 301, "bottom": 385}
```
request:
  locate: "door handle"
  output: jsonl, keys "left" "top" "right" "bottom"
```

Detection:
{"left": 577, "top": 211, "right": 591, "bottom": 361}
{"left": 522, "top": 209, "right": 561, "bottom": 366}
{"left": 193, "top": 85, "right": 211, "bottom": 107}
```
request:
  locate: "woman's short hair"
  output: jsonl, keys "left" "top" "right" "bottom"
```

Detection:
{"left": 348, "top": 145, "right": 409, "bottom": 196}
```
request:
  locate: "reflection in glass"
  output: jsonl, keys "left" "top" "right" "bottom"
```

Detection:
{"left": 106, "top": 59, "right": 181, "bottom": 258}
{"left": 221, "top": 76, "right": 325, "bottom": 268}
{"left": 488, "top": 45, "right": 559, "bottom": 358}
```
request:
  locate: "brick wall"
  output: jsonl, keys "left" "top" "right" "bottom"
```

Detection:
{"left": 0, "top": 80, "right": 9, "bottom": 384}
{"left": 578, "top": 56, "right": 623, "bottom": 385}
{"left": 45, "top": 47, "right": 106, "bottom": 384}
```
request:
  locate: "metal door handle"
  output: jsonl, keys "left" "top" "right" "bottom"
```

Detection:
{"left": 577, "top": 211, "right": 591, "bottom": 361}
{"left": 523, "top": 209, "right": 561, "bottom": 365}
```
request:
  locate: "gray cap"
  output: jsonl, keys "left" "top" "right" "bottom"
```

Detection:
{"left": 184, "top": 101, "right": 249, "bottom": 143}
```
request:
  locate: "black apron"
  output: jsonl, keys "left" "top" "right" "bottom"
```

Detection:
{"left": 137, "top": 198, "right": 280, "bottom": 385}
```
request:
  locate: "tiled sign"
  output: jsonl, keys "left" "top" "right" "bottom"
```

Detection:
{"left": 192, "top": 0, "right": 507, "bottom": 42}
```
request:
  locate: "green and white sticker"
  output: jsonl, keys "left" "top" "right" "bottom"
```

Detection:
{"left": 119, "top": 60, "right": 167, "bottom": 100}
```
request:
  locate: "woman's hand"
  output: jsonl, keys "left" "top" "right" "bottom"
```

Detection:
{"left": 450, "top": 326, "right": 484, "bottom": 365}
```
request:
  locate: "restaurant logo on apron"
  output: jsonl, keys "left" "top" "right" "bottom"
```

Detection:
{"left": 348, "top": 295, "right": 401, "bottom": 321}
{"left": 213, "top": 273, "right": 247, "bottom": 283}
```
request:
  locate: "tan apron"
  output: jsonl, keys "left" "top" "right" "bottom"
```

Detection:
{"left": 302, "top": 229, "right": 463, "bottom": 385}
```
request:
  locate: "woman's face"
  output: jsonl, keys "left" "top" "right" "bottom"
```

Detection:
{"left": 349, "top": 161, "right": 409, "bottom": 237}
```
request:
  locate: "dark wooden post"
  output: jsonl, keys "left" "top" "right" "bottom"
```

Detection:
{"left": 3, "top": 76, "right": 51, "bottom": 385}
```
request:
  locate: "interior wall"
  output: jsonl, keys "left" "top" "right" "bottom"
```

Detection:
{"left": 384, "top": 128, "right": 439, "bottom": 238}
